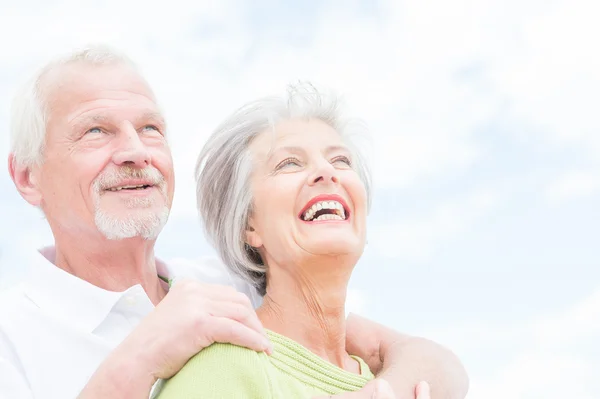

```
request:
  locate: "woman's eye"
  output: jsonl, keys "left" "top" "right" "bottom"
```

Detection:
{"left": 332, "top": 156, "right": 352, "bottom": 166}
{"left": 276, "top": 157, "right": 302, "bottom": 170}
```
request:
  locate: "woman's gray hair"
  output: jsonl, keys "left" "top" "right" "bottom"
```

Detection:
{"left": 196, "top": 82, "right": 372, "bottom": 295}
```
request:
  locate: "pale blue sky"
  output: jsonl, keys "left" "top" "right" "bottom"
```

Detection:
{"left": 0, "top": 0, "right": 598, "bottom": 397}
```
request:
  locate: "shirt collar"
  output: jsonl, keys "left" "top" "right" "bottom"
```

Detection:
{"left": 20, "top": 246, "right": 260, "bottom": 332}
{"left": 22, "top": 246, "right": 164, "bottom": 333}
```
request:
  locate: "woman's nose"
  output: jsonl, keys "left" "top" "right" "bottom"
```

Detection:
{"left": 308, "top": 161, "right": 339, "bottom": 186}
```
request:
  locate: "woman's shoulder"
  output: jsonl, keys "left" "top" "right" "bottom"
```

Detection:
{"left": 186, "top": 341, "right": 271, "bottom": 374}
{"left": 155, "top": 343, "right": 273, "bottom": 399}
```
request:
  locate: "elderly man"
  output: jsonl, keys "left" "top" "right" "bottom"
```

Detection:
{"left": 0, "top": 46, "right": 468, "bottom": 399}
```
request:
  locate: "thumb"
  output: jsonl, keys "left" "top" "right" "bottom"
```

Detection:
{"left": 415, "top": 381, "right": 431, "bottom": 399}
{"left": 371, "top": 379, "right": 396, "bottom": 399}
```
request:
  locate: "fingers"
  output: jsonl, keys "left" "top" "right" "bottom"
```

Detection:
{"left": 204, "top": 317, "right": 273, "bottom": 354}
{"left": 160, "top": 279, "right": 273, "bottom": 354}
{"left": 168, "top": 279, "right": 267, "bottom": 338}
{"left": 206, "top": 299, "right": 267, "bottom": 338}
{"left": 415, "top": 381, "right": 430, "bottom": 399}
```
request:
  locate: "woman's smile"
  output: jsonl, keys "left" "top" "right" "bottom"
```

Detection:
{"left": 299, "top": 194, "right": 350, "bottom": 222}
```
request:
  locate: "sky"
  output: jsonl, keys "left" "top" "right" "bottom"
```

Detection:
{"left": 0, "top": 0, "right": 598, "bottom": 397}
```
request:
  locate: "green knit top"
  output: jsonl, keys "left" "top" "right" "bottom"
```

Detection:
{"left": 153, "top": 329, "right": 374, "bottom": 399}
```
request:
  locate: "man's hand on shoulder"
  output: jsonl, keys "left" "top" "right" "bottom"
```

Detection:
{"left": 78, "top": 279, "right": 270, "bottom": 399}
{"left": 131, "top": 278, "right": 271, "bottom": 380}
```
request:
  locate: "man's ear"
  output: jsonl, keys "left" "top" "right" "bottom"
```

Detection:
{"left": 8, "top": 154, "right": 42, "bottom": 207}
{"left": 245, "top": 216, "right": 263, "bottom": 249}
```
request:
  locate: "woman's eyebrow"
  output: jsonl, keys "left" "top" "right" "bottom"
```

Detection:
{"left": 324, "top": 145, "right": 351, "bottom": 155}
{"left": 266, "top": 145, "right": 305, "bottom": 162}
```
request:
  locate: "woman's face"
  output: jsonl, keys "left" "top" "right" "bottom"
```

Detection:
{"left": 246, "top": 118, "right": 368, "bottom": 271}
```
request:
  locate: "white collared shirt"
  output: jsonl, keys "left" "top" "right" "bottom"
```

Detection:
{"left": 0, "top": 248, "right": 262, "bottom": 399}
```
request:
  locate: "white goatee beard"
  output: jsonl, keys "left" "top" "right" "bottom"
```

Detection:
{"left": 92, "top": 166, "right": 170, "bottom": 240}
{"left": 94, "top": 206, "right": 169, "bottom": 240}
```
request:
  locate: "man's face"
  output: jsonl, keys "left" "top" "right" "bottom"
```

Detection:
{"left": 33, "top": 63, "right": 175, "bottom": 240}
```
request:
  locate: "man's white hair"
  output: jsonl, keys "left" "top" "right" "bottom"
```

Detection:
{"left": 9, "top": 45, "right": 138, "bottom": 168}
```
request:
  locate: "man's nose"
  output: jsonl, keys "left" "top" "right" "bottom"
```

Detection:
{"left": 111, "top": 122, "right": 151, "bottom": 167}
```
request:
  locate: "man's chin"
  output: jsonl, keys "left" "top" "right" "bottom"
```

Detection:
{"left": 94, "top": 208, "right": 170, "bottom": 241}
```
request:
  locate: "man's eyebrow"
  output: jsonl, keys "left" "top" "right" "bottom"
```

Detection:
{"left": 138, "top": 111, "right": 167, "bottom": 127}
{"left": 70, "top": 114, "right": 110, "bottom": 131}
{"left": 71, "top": 112, "right": 167, "bottom": 131}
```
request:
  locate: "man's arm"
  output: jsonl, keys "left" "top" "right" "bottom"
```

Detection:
{"left": 345, "top": 313, "right": 469, "bottom": 399}
{"left": 77, "top": 346, "right": 155, "bottom": 399}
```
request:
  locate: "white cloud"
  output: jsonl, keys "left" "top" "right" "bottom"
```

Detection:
{"left": 533, "top": 289, "right": 600, "bottom": 346}
{"left": 545, "top": 170, "right": 600, "bottom": 204}
{"left": 425, "top": 287, "right": 600, "bottom": 399}
{"left": 469, "top": 351, "right": 597, "bottom": 399}
{"left": 486, "top": 0, "right": 600, "bottom": 156}
{"left": 368, "top": 186, "right": 504, "bottom": 262}
{"left": 420, "top": 288, "right": 600, "bottom": 399}
{"left": 467, "top": 288, "right": 600, "bottom": 399}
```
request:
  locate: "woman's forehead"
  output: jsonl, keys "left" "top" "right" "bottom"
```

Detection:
{"left": 250, "top": 119, "right": 346, "bottom": 156}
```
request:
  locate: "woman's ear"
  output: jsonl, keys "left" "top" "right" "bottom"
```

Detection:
{"left": 245, "top": 216, "right": 263, "bottom": 249}
{"left": 8, "top": 154, "right": 43, "bottom": 207}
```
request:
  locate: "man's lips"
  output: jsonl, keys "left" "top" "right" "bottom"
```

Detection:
{"left": 104, "top": 180, "right": 156, "bottom": 192}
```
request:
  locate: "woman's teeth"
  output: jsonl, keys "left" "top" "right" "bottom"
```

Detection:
{"left": 313, "top": 213, "right": 344, "bottom": 221}
{"left": 302, "top": 200, "right": 346, "bottom": 221}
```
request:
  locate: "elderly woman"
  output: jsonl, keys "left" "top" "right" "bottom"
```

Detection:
{"left": 156, "top": 83, "right": 414, "bottom": 398}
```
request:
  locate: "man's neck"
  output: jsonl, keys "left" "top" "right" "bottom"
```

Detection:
{"left": 52, "top": 233, "right": 166, "bottom": 305}
{"left": 256, "top": 259, "right": 360, "bottom": 374}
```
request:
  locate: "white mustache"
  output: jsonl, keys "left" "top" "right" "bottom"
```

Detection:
{"left": 93, "top": 166, "right": 165, "bottom": 192}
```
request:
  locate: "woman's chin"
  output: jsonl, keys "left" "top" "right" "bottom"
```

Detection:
{"left": 305, "top": 239, "right": 365, "bottom": 258}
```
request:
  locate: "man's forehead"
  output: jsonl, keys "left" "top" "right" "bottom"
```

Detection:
{"left": 43, "top": 62, "right": 156, "bottom": 107}
{"left": 41, "top": 63, "right": 161, "bottom": 124}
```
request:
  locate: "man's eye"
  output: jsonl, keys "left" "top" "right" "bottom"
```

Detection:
{"left": 86, "top": 127, "right": 103, "bottom": 134}
{"left": 142, "top": 125, "right": 159, "bottom": 132}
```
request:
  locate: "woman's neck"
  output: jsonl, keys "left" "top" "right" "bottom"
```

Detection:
{"left": 256, "top": 260, "right": 360, "bottom": 374}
